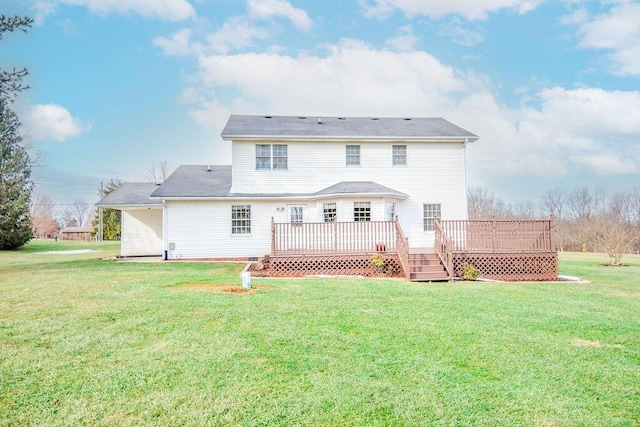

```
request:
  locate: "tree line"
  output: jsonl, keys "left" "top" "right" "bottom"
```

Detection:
{"left": 468, "top": 186, "right": 640, "bottom": 265}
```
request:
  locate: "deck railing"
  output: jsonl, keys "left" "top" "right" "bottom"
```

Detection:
{"left": 394, "top": 217, "right": 411, "bottom": 280}
{"left": 271, "top": 218, "right": 397, "bottom": 256}
{"left": 434, "top": 219, "right": 454, "bottom": 279}
{"left": 440, "top": 218, "right": 555, "bottom": 252}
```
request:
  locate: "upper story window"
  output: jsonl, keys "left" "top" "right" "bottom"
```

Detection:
{"left": 423, "top": 203, "right": 441, "bottom": 231}
{"left": 392, "top": 145, "right": 407, "bottom": 166}
{"left": 256, "top": 144, "right": 287, "bottom": 170}
{"left": 354, "top": 202, "right": 371, "bottom": 222}
{"left": 346, "top": 145, "right": 360, "bottom": 166}
{"left": 231, "top": 205, "right": 251, "bottom": 234}
{"left": 323, "top": 202, "right": 337, "bottom": 223}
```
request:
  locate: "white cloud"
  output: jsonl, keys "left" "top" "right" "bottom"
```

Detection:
{"left": 22, "top": 104, "right": 91, "bottom": 142}
{"left": 438, "top": 19, "right": 485, "bottom": 46}
{"left": 205, "top": 18, "right": 270, "bottom": 54}
{"left": 195, "top": 39, "right": 468, "bottom": 115}
{"left": 359, "top": 0, "right": 545, "bottom": 21}
{"left": 247, "top": 0, "right": 313, "bottom": 31}
{"left": 154, "top": 28, "right": 202, "bottom": 56}
{"left": 35, "top": 0, "right": 196, "bottom": 22}
{"left": 385, "top": 25, "right": 419, "bottom": 52}
{"left": 573, "top": 2, "right": 640, "bottom": 76}
{"left": 173, "top": 37, "right": 638, "bottom": 182}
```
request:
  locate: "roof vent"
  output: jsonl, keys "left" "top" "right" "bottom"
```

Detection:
{"left": 404, "top": 117, "right": 412, "bottom": 120}
{"left": 371, "top": 117, "right": 379, "bottom": 120}
{"left": 207, "top": 165, "right": 211, "bottom": 172}
{"left": 338, "top": 117, "right": 346, "bottom": 120}
{"left": 298, "top": 116, "right": 306, "bottom": 119}
{"left": 317, "top": 118, "right": 322, "bottom": 124}
{"left": 264, "top": 115, "right": 272, "bottom": 119}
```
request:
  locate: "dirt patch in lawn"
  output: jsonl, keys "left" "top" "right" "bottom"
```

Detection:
{"left": 179, "top": 283, "right": 269, "bottom": 294}
{"left": 572, "top": 338, "right": 624, "bottom": 349}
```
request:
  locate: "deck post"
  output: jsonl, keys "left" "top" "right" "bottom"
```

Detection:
{"left": 271, "top": 217, "right": 275, "bottom": 255}
{"left": 549, "top": 215, "right": 556, "bottom": 251}
{"left": 333, "top": 219, "right": 338, "bottom": 254}
{"left": 492, "top": 215, "right": 497, "bottom": 253}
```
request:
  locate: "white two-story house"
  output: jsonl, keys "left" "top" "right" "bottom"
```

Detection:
{"left": 97, "top": 115, "right": 478, "bottom": 262}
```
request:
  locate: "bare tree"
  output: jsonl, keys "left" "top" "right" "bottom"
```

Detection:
{"left": 139, "top": 161, "right": 172, "bottom": 184}
{"left": 60, "top": 201, "right": 93, "bottom": 228}
{"left": 467, "top": 187, "right": 508, "bottom": 220}
{"left": 30, "top": 191, "right": 58, "bottom": 239}
{"left": 588, "top": 213, "right": 637, "bottom": 266}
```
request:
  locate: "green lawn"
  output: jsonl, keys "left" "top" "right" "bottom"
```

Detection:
{"left": 1, "top": 241, "right": 639, "bottom": 426}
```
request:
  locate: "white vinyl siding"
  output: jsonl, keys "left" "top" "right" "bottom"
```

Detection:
{"left": 121, "top": 209, "right": 163, "bottom": 256}
{"left": 230, "top": 140, "right": 469, "bottom": 248}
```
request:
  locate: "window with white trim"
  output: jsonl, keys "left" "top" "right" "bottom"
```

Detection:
{"left": 256, "top": 144, "right": 287, "bottom": 170}
{"left": 385, "top": 202, "right": 396, "bottom": 221}
{"left": 423, "top": 203, "right": 441, "bottom": 231}
{"left": 290, "top": 206, "right": 304, "bottom": 223}
{"left": 231, "top": 205, "right": 251, "bottom": 234}
{"left": 392, "top": 145, "right": 407, "bottom": 166}
{"left": 346, "top": 145, "right": 360, "bottom": 166}
{"left": 354, "top": 202, "right": 371, "bottom": 222}
{"left": 323, "top": 202, "right": 336, "bottom": 222}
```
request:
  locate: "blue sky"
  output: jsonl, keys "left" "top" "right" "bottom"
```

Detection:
{"left": 2, "top": 0, "right": 639, "bottom": 206}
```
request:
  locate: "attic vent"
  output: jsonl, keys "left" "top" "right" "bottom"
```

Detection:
{"left": 264, "top": 115, "right": 272, "bottom": 118}
{"left": 403, "top": 117, "right": 412, "bottom": 120}
{"left": 317, "top": 118, "right": 322, "bottom": 124}
{"left": 298, "top": 116, "right": 306, "bottom": 119}
{"left": 338, "top": 117, "right": 346, "bottom": 120}
{"left": 371, "top": 117, "right": 379, "bottom": 120}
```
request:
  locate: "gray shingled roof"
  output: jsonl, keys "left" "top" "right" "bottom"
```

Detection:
{"left": 314, "top": 181, "right": 408, "bottom": 199}
{"left": 221, "top": 115, "right": 478, "bottom": 141}
{"left": 150, "top": 165, "right": 232, "bottom": 198}
{"left": 96, "top": 182, "right": 163, "bottom": 207}
{"left": 147, "top": 165, "right": 406, "bottom": 199}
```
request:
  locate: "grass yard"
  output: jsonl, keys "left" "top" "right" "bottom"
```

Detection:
{"left": 1, "top": 241, "right": 639, "bottom": 426}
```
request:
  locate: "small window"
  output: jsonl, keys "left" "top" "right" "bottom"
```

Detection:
{"left": 290, "top": 206, "right": 304, "bottom": 223}
{"left": 354, "top": 202, "right": 371, "bottom": 222}
{"left": 273, "top": 144, "right": 288, "bottom": 170}
{"left": 392, "top": 145, "right": 407, "bottom": 166}
{"left": 385, "top": 202, "right": 396, "bottom": 221}
{"left": 256, "top": 145, "right": 271, "bottom": 170}
{"left": 423, "top": 203, "right": 441, "bottom": 231}
{"left": 256, "top": 144, "right": 287, "bottom": 170}
{"left": 231, "top": 205, "right": 251, "bottom": 234}
{"left": 346, "top": 145, "right": 360, "bottom": 166}
{"left": 323, "top": 203, "right": 337, "bottom": 223}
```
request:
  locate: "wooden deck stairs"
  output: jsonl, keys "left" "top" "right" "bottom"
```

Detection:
{"left": 408, "top": 248, "right": 449, "bottom": 282}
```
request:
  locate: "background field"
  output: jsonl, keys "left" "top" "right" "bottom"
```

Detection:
{"left": 1, "top": 241, "right": 639, "bottom": 425}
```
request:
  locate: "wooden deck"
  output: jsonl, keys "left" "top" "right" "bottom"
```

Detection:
{"left": 269, "top": 217, "right": 558, "bottom": 281}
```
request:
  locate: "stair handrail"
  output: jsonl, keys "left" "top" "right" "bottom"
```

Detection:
{"left": 434, "top": 218, "right": 454, "bottom": 280}
{"left": 394, "top": 216, "right": 411, "bottom": 280}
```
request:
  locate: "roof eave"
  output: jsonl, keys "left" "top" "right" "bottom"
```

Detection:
{"left": 222, "top": 134, "right": 477, "bottom": 143}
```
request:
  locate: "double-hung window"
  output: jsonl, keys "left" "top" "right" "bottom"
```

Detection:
{"left": 256, "top": 144, "right": 287, "bottom": 170}
{"left": 385, "top": 202, "right": 396, "bottom": 221}
{"left": 392, "top": 145, "right": 407, "bottom": 166}
{"left": 231, "top": 205, "right": 251, "bottom": 234}
{"left": 346, "top": 145, "right": 360, "bottom": 166}
{"left": 423, "top": 203, "right": 441, "bottom": 231}
{"left": 323, "top": 202, "right": 337, "bottom": 222}
{"left": 354, "top": 202, "right": 371, "bottom": 222}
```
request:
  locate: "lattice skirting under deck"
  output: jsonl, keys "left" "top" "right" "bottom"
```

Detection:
{"left": 270, "top": 254, "right": 405, "bottom": 277}
{"left": 452, "top": 252, "right": 558, "bottom": 281}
